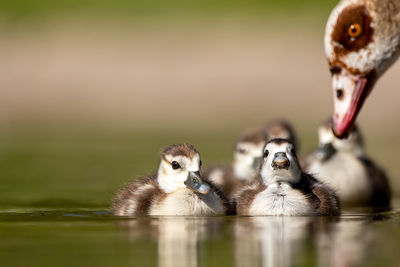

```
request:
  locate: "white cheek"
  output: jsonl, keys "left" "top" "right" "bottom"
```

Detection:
{"left": 324, "top": 8, "right": 336, "bottom": 57}
{"left": 324, "top": 36, "right": 334, "bottom": 60}
{"left": 318, "top": 128, "right": 335, "bottom": 145}
{"left": 235, "top": 153, "right": 253, "bottom": 166}
{"left": 158, "top": 171, "right": 187, "bottom": 193}
{"left": 157, "top": 161, "right": 189, "bottom": 193}
{"left": 342, "top": 48, "right": 377, "bottom": 73}
{"left": 233, "top": 153, "right": 257, "bottom": 180}
{"left": 187, "top": 155, "right": 200, "bottom": 173}
{"left": 324, "top": 17, "right": 337, "bottom": 59}
{"left": 250, "top": 145, "right": 264, "bottom": 158}
{"left": 233, "top": 143, "right": 264, "bottom": 179}
{"left": 260, "top": 158, "right": 274, "bottom": 182}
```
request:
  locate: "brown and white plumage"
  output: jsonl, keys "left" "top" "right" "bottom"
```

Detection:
{"left": 112, "top": 144, "right": 230, "bottom": 216}
{"left": 303, "top": 119, "right": 391, "bottom": 207}
{"left": 204, "top": 129, "right": 265, "bottom": 199}
{"left": 205, "top": 121, "right": 299, "bottom": 200}
{"left": 203, "top": 165, "right": 243, "bottom": 200}
{"left": 235, "top": 139, "right": 340, "bottom": 216}
{"left": 325, "top": 0, "right": 400, "bottom": 137}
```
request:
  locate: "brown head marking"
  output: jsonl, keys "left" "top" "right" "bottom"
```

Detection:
{"left": 264, "top": 119, "right": 299, "bottom": 149}
{"left": 265, "top": 138, "right": 294, "bottom": 147}
{"left": 161, "top": 143, "right": 199, "bottom": 161}
{"left": 332, "top": 5, "right": 374, "bottom": 57}
{"left": 235, "top": 129, "right": 266, "bottom": 145}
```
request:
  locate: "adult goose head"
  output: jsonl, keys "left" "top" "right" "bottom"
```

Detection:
{"left": 325, "top": 0, "right": 400, "bottom": 138}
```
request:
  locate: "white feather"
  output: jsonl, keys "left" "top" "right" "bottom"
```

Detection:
{"left": 150, "top": 188, "right": 225, "bottom": 216}
{"left": 249, "top": 182, "right": 315, "bottom": 216}
{"left": 207, "top": 169, "right": 225, "bottom": 186}
{"left": 307, "top": 152, "right": 371, "bottom": 204}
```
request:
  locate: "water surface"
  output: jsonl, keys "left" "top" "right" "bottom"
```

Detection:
{"left": 1, "top": 203, "right": 399, "bottom": 267}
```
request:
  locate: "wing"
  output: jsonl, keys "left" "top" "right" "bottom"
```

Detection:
{"left": 111, "top": 175, "right": 164, "bottom": 216}
{"left": 359, "top": 157, "right": 392, "bottom": 207}
{"left": 206, "top": 179, "right": 233, "bottom": 215}
{"left": 234, "top": 178, "right": 265, "bottom": 216}
{"left": 306, "top": 173, "right": 341, "bottom": 216}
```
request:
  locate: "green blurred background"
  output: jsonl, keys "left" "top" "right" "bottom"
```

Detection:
{"left": 1, "top": 0, "right": 399, "bottom": 210}
{"left": 1, "top": 0, "right": 336, "bottom": 20}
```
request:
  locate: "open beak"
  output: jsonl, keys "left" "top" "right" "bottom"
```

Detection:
{"left": 331, "top": 71, "right": 376, "bottom": 138}
{"left": 272, "top": 152, "right": 290, "bottom": 170}
{"left": 316, "top": 143, "right": 336, "bottom": 162}
{"left": 184, "top": 171, "right": 210, "bottom": 194}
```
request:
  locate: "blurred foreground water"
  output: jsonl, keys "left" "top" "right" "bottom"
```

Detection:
{"left": 1, "top": 204, "right": 399, "bottom": 267}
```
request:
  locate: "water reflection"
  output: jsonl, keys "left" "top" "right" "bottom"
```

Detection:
{"left": 235, "top": 216, "right": 315, "bottom": 267}
{"left": 115, "top": 212, "right": 392, "bottom": 267}
{"left": 157, "top": 217, "right": 219, "bottom": 267}
{"left": 234, "top": 215, "right": 377, "bottom": 267}
{"left": 117, "top": 217, "right": 223, "bottom": 267}
{"left": 317, "top": 217, "right": 373, "bottom": 267}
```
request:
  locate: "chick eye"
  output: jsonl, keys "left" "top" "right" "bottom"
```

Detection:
{"left": 263, "top": 150, "right": 269, "bottom": 158}
{"left": 199, "top": 160, "right": 202, "bottom": 167}
{"left": 171, "top": 161, "right": 181, "bottom": 170}
{"left": 238, "top": 149, "right": 246, "bottom": 154}
{"left": 347, "top": 23, "right": 362, "bottom": 39}
{"left": 290, "top": 148, "right": 296, "bottom": 155}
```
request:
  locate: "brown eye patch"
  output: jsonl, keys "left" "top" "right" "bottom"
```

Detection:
{"left": 331, "top": 5, "right": 373, "bottom": 55}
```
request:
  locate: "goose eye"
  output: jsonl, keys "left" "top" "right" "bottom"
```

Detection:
{"left": 263, "top": 150, "right": 269, "bottom": 158}
{"left": 171, "top": 161, "right": 181, "bottom": 170}
{"left": 347, "top": 23, "right": 362, "bottom": 38}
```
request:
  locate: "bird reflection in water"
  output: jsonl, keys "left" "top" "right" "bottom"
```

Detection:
{"left": 117, "top": 217, "right": 223, "bottom": 267}
{"left": 317, "top": 216, "right": 374, "bottom": 267}
{"left": 234, "top": 216, "right": 314, "bottom": 267}
{"left": 157, "top": 217, "right": 221, "bottom": 267}
{"left": 234, "top": 215, "right": 378, "bottom": 267}
{"left": 116, "top": 213, "right": 384, "bottom": 267}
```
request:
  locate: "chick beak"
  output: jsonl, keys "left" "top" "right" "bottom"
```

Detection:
{"left": 332, "top": 72, "right": 376, "bottom": 139}
{"left": 184, "top": 171, "right": 210, "bottom": 194}
{"left": 316, "top": 143, "right": 337, "bottom": 162}
{"left": 272, "top": 152, "right": 290, "bottom": 170}
{"left": 252, "top": 157, "right": 262, "bottom": 171}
